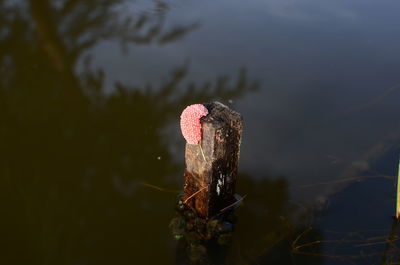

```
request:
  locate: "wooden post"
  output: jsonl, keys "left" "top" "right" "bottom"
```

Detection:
{"left": 183, "top": 102, "right": 243, "bottom": 218}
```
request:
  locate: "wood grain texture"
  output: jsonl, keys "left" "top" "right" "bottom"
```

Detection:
{"left": 183, "top": 102, "right": 243, "bottom": 218}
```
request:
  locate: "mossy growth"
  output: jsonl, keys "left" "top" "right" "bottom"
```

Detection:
{"left": 170, "top": 194, "right": 239, "bottom": 264}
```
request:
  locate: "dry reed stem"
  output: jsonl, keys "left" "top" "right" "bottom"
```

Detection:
{"left": 184, "top": 186, "right": 207, "bottom": 204}
{"left": 141, "top": 183, "right": 180, "bottom": 193}
{"left": 219, "top": 195, "right": 247, "bottom": 213}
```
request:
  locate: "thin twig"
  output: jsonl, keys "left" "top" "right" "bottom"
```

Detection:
{"left": 290, "top": 174, "right": 394, "bottom": 190}
{"left": 198, "top": 144, "right": 207, "bottom": 163}
{"left": 219, "top": 195, "right": 247, "bottom": 213}
{"left": 292, "top": 227, "right": 312, "bottom": 249}
{"left": 141, "top": 183, "right": 180, "bottom": 193}
{"left": 184, "top": 186, "right": 207, "bottom": 204}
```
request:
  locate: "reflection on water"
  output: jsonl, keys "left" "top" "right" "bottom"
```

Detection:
{"left": 0, "top": 1, "right": 258, "bottom": 264}
{"left": 174, "top": 175, "right": 321, "bottom": 265}
{"left": 1, "top": 0, "right": 400, "bottom": 264}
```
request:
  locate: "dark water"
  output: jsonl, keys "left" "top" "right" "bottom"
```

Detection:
{"left": 1, "top": 0, "right": 400, "bottom": 264}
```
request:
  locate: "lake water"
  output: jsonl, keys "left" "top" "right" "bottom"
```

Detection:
{"left": 1, "top": 0, "right": 400, "bottom": 264}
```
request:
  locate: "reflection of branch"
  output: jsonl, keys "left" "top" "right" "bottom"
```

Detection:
{"left": 292, "top": 227, "right": 400, "bottom": 263}
{"left": 179, "top": 68, "right": 260, "bottom": 106}
{"left": 381, "top": 219, "right": 400, "bottom": 264}
{"left": 158, "top": 23, "right": 200, "bottom": 44}
{"left": 339, "top": 82, "right": 400, "bottom": 117}
{"left": 112, "top": 66, "right": 259, "bottom": 124}
{"left": 341, "top": 127, "right": 400, "bottom": 179}
{"left": 0, "top": 3, "right": 261, "bottom": 265}
{"left": 305, "top": 126, "right": 400, "bottom": 197}
{"left": 290, "top": 174, "right": 394, "bottom": 190}
{"left": 30, "top": 0, "right": 71, "bottom": 74}
{"left": 57, "top": 0, "right": 199, "bottom": 58}
{"left": 30, "top": 0, "right": 84, "bottom": 100}
{"left": 25, "top": 0, "right": 203, "bottom": 101}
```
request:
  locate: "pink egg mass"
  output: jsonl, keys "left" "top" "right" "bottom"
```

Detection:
{"left": 180, "top": 104, "right": 209, "bottom": 145}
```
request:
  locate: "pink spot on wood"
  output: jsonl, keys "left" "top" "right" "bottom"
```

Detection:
{"left": 180, "top": 104, "right": 209, "bottom": 145}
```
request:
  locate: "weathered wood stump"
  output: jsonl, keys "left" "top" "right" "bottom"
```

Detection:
{"left": 183, "top": 102, "right": 243, "bottom": 218}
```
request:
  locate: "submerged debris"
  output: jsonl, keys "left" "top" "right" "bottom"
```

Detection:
{"left": 170, "top": 194, "right": 238, "bottom": 264}
{"left": 170, "top": 195, "right": 236, "bottom": 242}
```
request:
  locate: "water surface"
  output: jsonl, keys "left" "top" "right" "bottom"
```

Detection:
{"left": 1, "top": 0, "right": 400, "bottom": 264}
